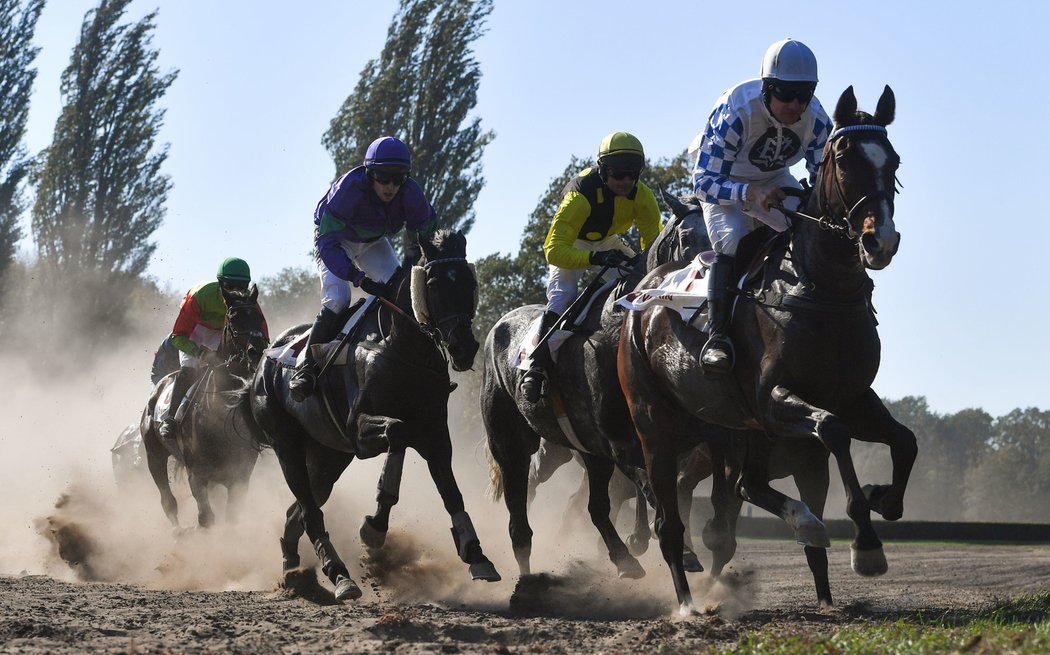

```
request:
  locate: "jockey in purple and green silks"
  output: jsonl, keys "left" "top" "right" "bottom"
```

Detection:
{"left": 158, "top": 258, "right": 269, "bottom": 441}
{"left": 288, "top": 135, "right": 438, "bottom": 403}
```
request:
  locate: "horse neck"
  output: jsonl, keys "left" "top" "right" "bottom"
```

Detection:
{"left": 790, "top": 196, "right": 870, "bottom": 298}
{"left": 385, "top": 273, "right": 440, "bottom": 361}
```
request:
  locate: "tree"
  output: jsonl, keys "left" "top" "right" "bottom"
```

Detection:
{"left": 322, "top": 0, "right": 493, "bottom": 236}
{"left": 0, "top": 0, "right": 45, "bottom": 283}
{"left": 32, "top": 0, "right": 177, "bottom": 286}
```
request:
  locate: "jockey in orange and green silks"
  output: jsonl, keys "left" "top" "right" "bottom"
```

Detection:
{"left": 170, "top": 257, "right": 269, "bottom": 363}
{"left": 159, "top": 257, "right": 269, "bottom": 442}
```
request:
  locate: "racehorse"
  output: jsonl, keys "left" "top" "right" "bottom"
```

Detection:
{"left": 249, "top": 229, "right": 499, "bottom": 601}
{"left": 140, "top": 285, "right": 269, "bottom": 529}
{"left": 619, "top": 86, "right": 917, "bottom": 614}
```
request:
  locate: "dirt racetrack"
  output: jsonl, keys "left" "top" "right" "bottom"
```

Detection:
{"left": 5, "top": 535, "right": 1050, "bottom": 654}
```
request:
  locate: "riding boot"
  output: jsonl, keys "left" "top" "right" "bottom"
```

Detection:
{"left": 700, "top": 253, "right": 736, "bottom": 375}
{"left": 519, "top": 310, "right": 560, "bottom": 403}
{"left": 289, "top": 307, "right": 344, "bottom": 402}
{"left": 159, "top": 366, "right": 195, "bottom": 441}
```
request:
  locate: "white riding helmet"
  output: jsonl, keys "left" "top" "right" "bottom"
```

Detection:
{"left": 760, "top": 38, "right": 818, "bottom": 83}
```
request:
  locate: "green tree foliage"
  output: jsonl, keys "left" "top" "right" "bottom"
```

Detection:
{"left": 257, "top": 266, "right": 322, "bottom": 334}
{"left": 0, "top": 0, "right": 45, "bottom": 283}
{"left": 322, "top": 0, "right": 493, "bottom": 236}
{"left": 32, "top": 0, "right": 177, "bottom": 284}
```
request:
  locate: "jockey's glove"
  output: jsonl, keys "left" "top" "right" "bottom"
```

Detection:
{"left": 359, "top": 276, "right": 392, "bottom": 298}
{"left": 589, "top": 249, "right": 632, "bottom": 268}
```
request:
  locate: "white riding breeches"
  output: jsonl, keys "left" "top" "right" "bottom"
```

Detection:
{"left": 319, "top": 237, "right": 400, "bottom": 313}
{"left": 702, "top": 170, "right": 801, "bottom": 256}
{"left": 545, "top": 236, "right": 634, "bottom": 315}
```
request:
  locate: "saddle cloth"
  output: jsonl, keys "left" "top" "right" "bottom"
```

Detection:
{"left": 616, "top": 257, "right": 709, "bottom": 322}
{"left": 151, "top": 374, "right": 202, "bottom": 423}
{"left": 511, "top": 274, "right": 622, "bottom": 371}
{"left": 264, "top": 298, "right": 374, "bottom": 367}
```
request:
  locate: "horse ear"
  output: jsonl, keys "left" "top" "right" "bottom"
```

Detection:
{"left": 874, "top": 85, "right": 895, "bottom": 126}
{"left": 834, "top": 85, "right": 858, "bottom": 126}
{"left": 249, "top": 283, "right": 259, "bottom": 303}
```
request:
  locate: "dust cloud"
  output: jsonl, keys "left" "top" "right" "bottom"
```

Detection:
{"left": 0, "top": 305, "right": 758, "bottom": 619}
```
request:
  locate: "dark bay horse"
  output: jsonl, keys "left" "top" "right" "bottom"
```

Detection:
{"left": 619, "top": 86, "right": 917, "bottom": 614}
{"left": 141, "top": 285, "right": 269, "bottom": 529}
{"left": 249, "top": 229, "right": 499, "bottom": 601}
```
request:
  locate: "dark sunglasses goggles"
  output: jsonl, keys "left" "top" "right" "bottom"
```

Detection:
{"left": 369, "top": 170, "right": 409, "bottom": 186}
{"left": 768, "top": 82, "right": 815, "bottom": 104}
{"left": 606, "top": 168, "right": 641, "bottom": 181}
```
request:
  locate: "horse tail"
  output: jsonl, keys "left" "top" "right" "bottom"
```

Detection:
{"left": 485, "top": 446, "right": 504, "bottom": 502}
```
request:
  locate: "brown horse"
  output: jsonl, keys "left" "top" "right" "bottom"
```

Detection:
{"left": 619, "top": 86, "right": 917, "bottom": 613}
{"left": 141, "top": 285, "right": 269, "bottom": 529}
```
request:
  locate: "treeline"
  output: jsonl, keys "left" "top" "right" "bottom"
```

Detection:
{"left": 0, "top": 0, "right": 493, "bottom": 361}
{"left": 842, "top": 397, "right": 1050, "bottom": 523}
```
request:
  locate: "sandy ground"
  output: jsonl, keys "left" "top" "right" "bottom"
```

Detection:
{"left": 7, "top": 511, "right": 1050, "bottom": 654}
{"left": 2, "top": 353, "right": 1049, "bottom": 654}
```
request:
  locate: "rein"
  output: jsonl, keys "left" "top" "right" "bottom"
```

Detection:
{"left": 773, "top": 124, "right": 893, "bottom": 240}
{"left": 376, "top": 254, "right": 472, "bottom": 369}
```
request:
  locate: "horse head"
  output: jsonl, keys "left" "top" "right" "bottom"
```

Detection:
{"left": 408, "top": 229, "right": 480, "bottom": 372}
{"left": 821, "top": 85, "right": 901, "bottom": 270}
{"left": 219, "top": 284, "right": 269, "bottom": 373}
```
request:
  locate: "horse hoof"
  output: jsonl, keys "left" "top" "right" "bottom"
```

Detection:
{"left": 469, "top": 559, "right": 501, "bottom": 582}
{"left": 616, "top": 557, "right": 645, "bottom": 580}
{"left": 626, "top": 533, "right": 649, "bottom": 557}
{"left": 334, "top": 575, "right": 363, "bottom": 601}
{"left": 682, "top": 550, "right": 704, "bottom": 573}
{"left": 794, "top": 521, "right": 831, "bottom": 549}
{"left": 282, "top": 556, "right": 301, "bottom": 572}
{"left": 677, "top": 601, "right": 696, "bottom": 617}
{"left": 862, "top": 484, "right": 904, "bottom": 521}
{"left": 850, "top": 545, "right": 888, "bottom": 577}
{"left": 359, "top": 516, "right": 387, "bottom": 549}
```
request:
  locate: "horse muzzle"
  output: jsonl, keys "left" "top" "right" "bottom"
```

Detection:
{"left": 447, "top": 324, "right": 480, "bottom": 372}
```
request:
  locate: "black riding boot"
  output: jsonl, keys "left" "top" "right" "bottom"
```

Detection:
{"left": 159, "top": 366, "right": 196, "bottom": 441}
{"left": 519, "top": 310, "right": 560, "bottom": 403}
{"left": 700, "top": 253, "right": 736, "bottom": 375}
{"left": 289, "top": 307, "right": 344, "bottom": 402}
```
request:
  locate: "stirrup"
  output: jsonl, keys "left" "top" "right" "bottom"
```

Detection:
{"left": 700, "top": 336, "right": 735, "bottom": 375}
{"left": 519, "top": 369, "right": 546, "bottom": 403}
{"left": 289, "top": 367, "right": 318, "bottom": 402}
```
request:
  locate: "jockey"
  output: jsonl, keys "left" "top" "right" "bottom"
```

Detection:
{"left": 158, "top": 257, "right": 269, "bottom": 441}
{"left": 689, "top": 38, "right": 832, "bottom": 375}
{"left": 288, "top": 135, "right": 438, "bottom": 402}
{"left": 519, "top": 131, "right": 662, "bottom": 403}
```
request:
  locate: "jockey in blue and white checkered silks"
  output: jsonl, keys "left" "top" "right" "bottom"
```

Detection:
{"left": 689, "top": 38, "right": 833, "bottom": 375}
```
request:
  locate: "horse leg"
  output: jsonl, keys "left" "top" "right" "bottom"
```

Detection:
{"left": 578, "top": 453, "right": 644, "bottom": 579}
{"left": 734, "top": 429, "right": 830, "bottom": 548}
{"left": 841, "top": 389, "right": 918, "bottom": 522}
{"left": 786, "top": 441, "right": 833, "bottom": 608}
{"left": 622, "top": 384, "right": 693, "bottom": 613}
{"left": 144, "top": 424, "right": 179, "bottom": 528}
{"left": 765, "top": 385, "right": 886, "bottom": 577}
{"left": 186, "top": 467, "right": 215, "bottom": 529}
{"left": 677, "top": 446, "right": 711, "bottom": 573}
{"left": 360, "top": 450, "right": 406, "bottom": 549}
{"left": 272, "top": 438, "right": 361, "bottom": 600}
{"left": 624, "top": 472, "right": 651, "bottom": 557}
{"left": 280, "top": 444, "right": 353, "bottom": 570}
{"left": 703, "top": 441, "right": 741, "bottom": 577}
{"left": 527, "top": 438, "right": 573, "bottom": 509}
{"left": 421, "top": 428, "right": 500, "bottom": 582}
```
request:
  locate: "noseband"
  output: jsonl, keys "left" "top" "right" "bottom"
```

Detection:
{"left": 777, "top": 124, "right": 896, "bottom": 240}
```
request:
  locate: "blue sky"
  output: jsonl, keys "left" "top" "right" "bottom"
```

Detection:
{"left": 21, "top": 0, "right": 1050, "bottom": 416}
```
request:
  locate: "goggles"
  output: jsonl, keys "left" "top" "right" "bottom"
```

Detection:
{"left": 769, "top": 82, "right": 815, "bottom": 104}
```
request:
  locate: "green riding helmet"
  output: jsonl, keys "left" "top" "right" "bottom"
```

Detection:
{"left": 217, "top": 257, "right": 251, "bottom": 283}
{"left": 597, "top": 132, "right": 645, "bottom": 173}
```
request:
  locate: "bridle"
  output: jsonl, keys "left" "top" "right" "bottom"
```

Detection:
{"left": 775, "top": 124, "right": 898, "bottom": 240}
{"left": 220, "top": 301, "right": 266, "bottom": 369}
{"left": 376, "top": 255, "right": 476, "bottom": 363}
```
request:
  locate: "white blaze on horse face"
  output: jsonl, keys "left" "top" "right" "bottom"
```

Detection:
{"left": 858, "top": 140, "right": 898, "bottom": 248}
